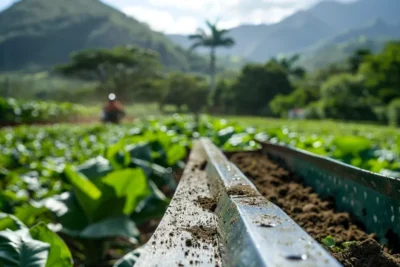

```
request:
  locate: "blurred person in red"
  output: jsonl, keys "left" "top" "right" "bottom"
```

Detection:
{"left": 101, "top": 93, "right": 126, "bottom": 123}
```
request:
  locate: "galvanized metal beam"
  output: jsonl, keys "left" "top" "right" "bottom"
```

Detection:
{"left": 135, "top": 139, "right": 342, "bottom": 266}
{"left": 201, "top": 139, "right": 341, "bottom": 267}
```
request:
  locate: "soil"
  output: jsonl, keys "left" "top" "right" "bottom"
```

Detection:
{"left": 197, "top": 197, "right": 217, "bottom": 212}
{"left": 184, "top": 226, "right": 218, "bottom": 244}
{"left": 333, "top": 239, "right": 400, "bottom": 267}
{"left": 229, "top": 152, "right": 400, "bottom": 267}
{"left": 137, "top": 219, "right": 163, "bottom": 244}
{"left": 226, "top": 184, "right": 260, "bottom": 197}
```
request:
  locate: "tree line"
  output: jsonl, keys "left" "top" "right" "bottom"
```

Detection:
{"left": 52, "top": 21, "right": 400, "bottom": 126}
{"left": 266, "top": 43, "right": 400, "bottom": 125}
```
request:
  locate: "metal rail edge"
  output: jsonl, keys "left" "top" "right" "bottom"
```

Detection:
{"left": 258, "top": 141, "right": 400, "bottom": 245}
{"left": 135, "top": 138, "right": 342, "bottom": 266}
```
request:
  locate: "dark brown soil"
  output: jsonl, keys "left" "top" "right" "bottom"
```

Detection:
{"left": 226, "top": 184, "right": 260, "bottom": 197}
{"left": 197, "top": 197, "right": 217, "bottom": 212}
{"left": 333, "top": 239, "right": 400, "bottom": 267}
{"left": 137, "top": 219, "right": 162, "bottom": 244}
{"left": 184, "top": 226, "right": 218, "bottom": 244}
{"left": 230, "top": 152, "right": 400, "bottom": 267}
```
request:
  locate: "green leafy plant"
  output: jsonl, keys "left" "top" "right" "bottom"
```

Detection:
{"left": 0, "top": 97, "right": 89, "bottom": 125}
{"left": 0, "top": 213, "right": 73, "bottom": 267}
{"left": 44, "top": 165, "right": 151, "bottom": 265}
{"left": 322, "top": 235, "right": 336, "bottom": 248}
{"left": 113, "top": 246, "right": 144, "bottom": 267}
{"left": 0, "top": 115, "right": 399, "bottom": 266}
{"left": 322, "top": 235, "right": 359, "bottom": 253}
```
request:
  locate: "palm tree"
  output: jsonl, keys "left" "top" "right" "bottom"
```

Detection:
{"left": 189, "top": 20, "right": 235, "bottom": 92}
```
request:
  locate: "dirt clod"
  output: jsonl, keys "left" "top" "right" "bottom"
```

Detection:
{"left": 185, "top": 226, "right": 218, "bottom": 243}
{"left": 334, "top": 239, "right": 400, "bottom": 267}
{"left": 226, "top": 184, "right": 259, "bottom": 197}
{"left": 185, "top": 239, "right": 193, "bottom": 247}
{"left": 197, "top": 197, "right": 217, "bottom": 212}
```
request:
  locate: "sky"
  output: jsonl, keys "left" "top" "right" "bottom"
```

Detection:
{"left": 0, "top": 0, "right": 354, "bottom": 34}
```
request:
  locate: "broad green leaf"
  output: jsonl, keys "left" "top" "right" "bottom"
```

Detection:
{"left": 39, "top": 194, "right": 69, "bottom": 218}
{"left": 29, "top": 223, "right": 73, "bottom": 267}
{"left": 130, "top": 158, "right": 153, "bottom": 178}
{"left": 126, "top": 143, "right": 152, "bottom": 163}
{"left": 79, "top": 216, "right": 139, "bottom": 239}
{"left": 332, "top": 136, "right": 371, "bottom": 155}
{"left": 113, "top": 247, "right": 144, "bottom": 267}
{"left": 149, "top": 140, "right": 167, "bottom": 165}
{"left": 149, "top": 164, "right": 176, "bottom": 190}
{"left": 342, "top": 241, "right": 358, "bottom": 249}
{"left": 14, "top": 204, "right": 49, "bottom": 227}
{"left": 0, "top": 230, "right": 49, "bottom": 267}
{"left": 215, "top": 126, "right": 235, "bottom": 146}
{"left": 102, "top": 169, "right": 151, "bottom": 215}
{"left": 44, "top": 193, "right": 88, "bottom": 232}
{"left": 322, "top": 235, "right": 336, "bottom": 248}
{"left": 131, "top": 181, "right": 169, "bottom": 224}
{"left": 1, "top": 189, "right": 29, "bottom": 202}
{"left": 131, "top": 159, "right": 176, "bottom": 189}
{"left": 131, "top": 197, "right": 169, "bottom": 225}
{"left": 166, "top": 144, "right": 186, "bottom": 166}
{"left": 89, "top": 184, "right": 127, "bottom": 222}
{"left": 0, "top": 213, "right": 26, "bottom": 231}
{"left": 76, "top": 156, "right": 112, "bottom": 182}
{"left": 64, "top": 165, "right": 101, "bottom": 222}
{"left": 64, "top": 166, "right": 101, "bottom": 200}
{"left": 106, "top": 140, "right": 129, "bottom": 170}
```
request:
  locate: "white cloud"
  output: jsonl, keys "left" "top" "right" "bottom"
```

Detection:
{"left": 148, "top": 0, "right": 240, "bottom": 12}
{"left": 0, "top": 0, "right": 14, "bottom": 10}
{"left": 120, "top": 2, "right": 300, "bottom": 34}
{"left": 247, "top": 7, "right": 297, "bottom": 24}
{"left": 113, "top": 0, "right": 357, "bottom": 34}
{"left": 0, "top": 0, "right": 362, "bottom": 35}
{"left": 139, "top": 0, "right": 309, "bottom": 31}
{"left": 122, "top": 6, "right": 198, "bottom": 34}
{"left": 218, "top": 19, "right": 242, "bottom": 30}
{"left": 215, "top": 7, "right": 296, "bottom": 29}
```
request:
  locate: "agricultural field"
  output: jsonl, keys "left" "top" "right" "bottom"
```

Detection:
{"left": 0, "top": 116, "right": 258, "bottom": 266}
{"left": 0, "top": 97, "right": 98, "bottom": 126}
{"left": 0, "top": 115, "right": 399, "bottom": 266}
{"left": 230, "top": 116, "right": 400, "bottom": 176}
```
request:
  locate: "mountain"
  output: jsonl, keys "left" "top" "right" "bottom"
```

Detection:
{"left": 299, "top": 20, "right": 400, "bottom": 70}
{"left": 169, "top": 0, "right": 400, "bottom": 63}
{"left": 247, "top": 11, "right": 335, "bottom": 61}
{"left": 169, "top": 24, "right": 271, "bottom": 59}
{"left": 169, "top": 12, "right": 334, "bottom": 61}
{"left": 298, "top": 38, "right": 385, "bottom": 70}
{"left": 0, "top": 0, "right": 207, "bottom": 72}
{"left": 309, "top": 0, "right": 400, "bottom": 31}
{"left": 325, "top": 19, "right": 400, "bottom": 45}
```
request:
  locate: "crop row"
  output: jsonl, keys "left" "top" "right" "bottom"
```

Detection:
{"left": 0, "top": 116, "right": 399, "bottom": 266}
{"left": 0, "top": 97, "right": 96, "bottom": 125}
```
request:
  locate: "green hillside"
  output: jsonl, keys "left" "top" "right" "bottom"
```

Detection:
{"left": 0, "top": 0, "right": 207, "bottom": 72}
{"left": 298, "top": 20, "right": 400, "bottom": 70}
{"left": 297, "top": 38, "right": 384, "bottom": 70}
